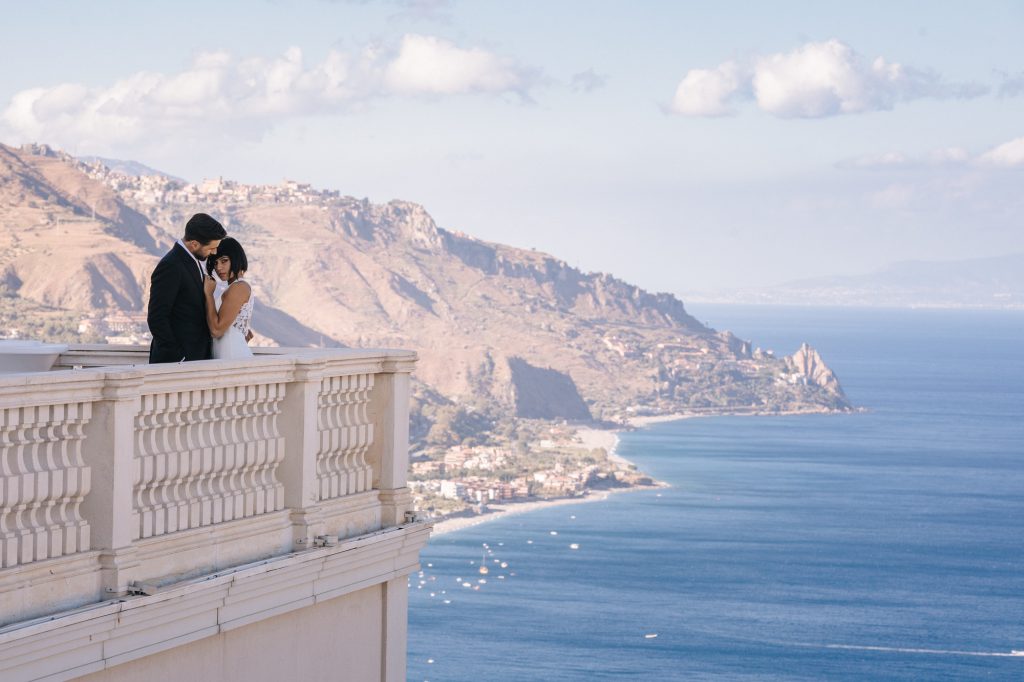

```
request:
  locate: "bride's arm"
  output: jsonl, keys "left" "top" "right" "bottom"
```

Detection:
{"left": 204, "top": 279, "right": 251, "bottom": 338}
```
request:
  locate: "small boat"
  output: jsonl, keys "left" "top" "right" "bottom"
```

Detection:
{"left": 644, "top": 633, "right": 658, "bottom": 639}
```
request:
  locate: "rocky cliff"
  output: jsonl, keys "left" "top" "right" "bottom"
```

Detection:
{"left": 0, "top": 143, "right": 852, "bottom": 443}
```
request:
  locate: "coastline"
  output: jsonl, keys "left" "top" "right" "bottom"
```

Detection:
{"left": 429, "top": 425, "right": 664, "bottom": 537}
{"left": 430, "top": 485, "right": 659, "bottom": 537}
{"left": 626, "top": 406, "right": 854, "bottom": 428}
{"left": 424, "top": 408, "right": 849, "bottom": 539}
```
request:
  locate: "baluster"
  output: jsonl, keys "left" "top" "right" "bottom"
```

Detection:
{"left": 0, "top": 400, "right": 94, "bottom": 568}
{"left": 130, "top": 379, "right": 286, "bottom": 540}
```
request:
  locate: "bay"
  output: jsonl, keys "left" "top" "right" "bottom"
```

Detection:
{"left": 408, "top": 306, "right": 1024, "bottom": 681}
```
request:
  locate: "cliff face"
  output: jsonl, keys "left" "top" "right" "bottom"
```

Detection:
{"left": 786, "top": 343, "right": 846, "bottom": 397}
{"left": 0, "top": 143, "right": 853, "bottom": 434}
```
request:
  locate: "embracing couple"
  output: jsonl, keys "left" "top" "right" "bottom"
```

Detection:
{"left": 147, "top": 213, "right": 256, "bottom": 363}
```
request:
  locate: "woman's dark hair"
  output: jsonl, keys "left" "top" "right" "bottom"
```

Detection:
{"left": 207, "top": 237, "right": 248, "bottom": 280}
{"left": 184, "top": 213, "right": 226, "bottom": 244}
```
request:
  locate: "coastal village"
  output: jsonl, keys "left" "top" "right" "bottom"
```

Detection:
{"left": 409, "top": 422, "right": 660, "bottom": 529}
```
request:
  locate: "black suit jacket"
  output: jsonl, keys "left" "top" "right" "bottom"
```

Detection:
{"left": 147, "top": 243, "right": 212, "bottom": 363}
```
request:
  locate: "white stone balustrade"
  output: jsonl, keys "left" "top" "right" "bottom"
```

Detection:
{"left": 0, "top": 384, "right": 97, "bottom": 569}
{"left": 0, "top": 346, "right": 417, "bottom": 630}
{"left": 317, "top": 373, "right": 374, "bottom": 501}
{"left": 133, "top": 382, "right": 286, "bottom": 540}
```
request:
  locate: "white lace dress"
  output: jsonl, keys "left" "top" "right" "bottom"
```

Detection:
{"left": 211, "top": 279, "right": 254, "bottom": 360}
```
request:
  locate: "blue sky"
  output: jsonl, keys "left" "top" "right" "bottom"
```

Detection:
{"left": 2, "top": 0, "right": 1022, "bottom": 292}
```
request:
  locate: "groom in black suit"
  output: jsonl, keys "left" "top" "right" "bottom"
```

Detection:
{"left": 147, "top": 213, "right": 227, "bottom": 363}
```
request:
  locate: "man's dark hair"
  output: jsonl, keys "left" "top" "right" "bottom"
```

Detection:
{"left": 207, "top": 237, "right": 248, "bottom": 279}
{"left": 184, "top": 213, "right": 227, "bottom": 244}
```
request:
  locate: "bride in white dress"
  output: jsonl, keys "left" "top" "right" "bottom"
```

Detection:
{"left": 203, "top": 237, "right": 254, "bottom": 359}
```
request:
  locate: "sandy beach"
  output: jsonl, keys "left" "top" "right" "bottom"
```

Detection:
{"left": 429, "top": 485, "right": 663, "bottom": 537}
{"left": 626, "top": 413, "right": 697, "bottom": 427}
{"left": 428, "top": 425, "right": 670, "bottom": 537}
{"left": 573, "top": 426, "right": 635, "bottom": 467}
{"left": 430, "top": 492, "right": 609, "bottom": 536}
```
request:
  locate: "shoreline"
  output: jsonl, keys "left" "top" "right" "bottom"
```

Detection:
{"left": 430, "top": 485, "right": 661, "bottom": 537}
{"left": 430, "top": 425, "right": 663, "bottom": 537}
{"left": 626, "top": 406, "right": 851, "bottom": 427}
{"left": 424, "top": 407, "right": 851, "bottom": 538}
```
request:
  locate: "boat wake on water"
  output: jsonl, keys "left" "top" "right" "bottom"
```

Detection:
{"left": 675, "top": 622, "right": 1022, "bottom": 659}
{"left": 801, "top": 643, "right": 1024, "bottom": 658}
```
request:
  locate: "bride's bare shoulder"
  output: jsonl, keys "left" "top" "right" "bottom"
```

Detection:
{"left": 225, "top": 280, "right": 252, "bottom": 299}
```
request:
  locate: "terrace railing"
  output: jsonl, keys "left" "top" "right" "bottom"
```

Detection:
{"left": 0, "top": 346, "right": 416, "bottom": 628}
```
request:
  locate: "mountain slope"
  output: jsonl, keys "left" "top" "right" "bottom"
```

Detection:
{"left": 0, "top": 143, "right": 852, "bottom": 441}
{"left": 0, "top": 143, "right": 159, "bottom": 309}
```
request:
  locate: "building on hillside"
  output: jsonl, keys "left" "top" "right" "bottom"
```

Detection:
{"left": 440, "top": 480, "right": 465, "bottom": 500}
{"left": 443, "top": 447, "right": 469, "bottom": 469}
{"left": 0, "top": 344, "right": 430, "bottom": 682}
{"left": 411, "top": 460, "right": 445, "bottom": 477}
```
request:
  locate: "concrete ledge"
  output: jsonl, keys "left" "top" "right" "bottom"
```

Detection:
{"left": 0, "top": 553, "right": 105, "bottom": 629}
{"left": 132, "top": 511, "right": 294, "bottom": 587}
{"left": 0, "top": 523, "right": 432, "bottom": 682}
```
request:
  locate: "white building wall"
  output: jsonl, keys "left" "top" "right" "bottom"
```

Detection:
{"left": 77, "top": 585, "right": 383, "bottom": 682}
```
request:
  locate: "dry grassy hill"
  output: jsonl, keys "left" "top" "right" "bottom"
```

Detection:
{"left": 0, "top": 143, "right": 852, "bottom": 445}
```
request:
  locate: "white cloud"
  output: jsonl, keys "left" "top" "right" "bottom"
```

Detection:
{"left": 672, "top": 39, "right": 987, "bottom": 118}
{"left": 835, "top": 135, "right": 1024, "bottom": 171}
{"left": 978, "top": 136, "right": 1024, "bottom": 167}
{"left": 838, "top": 146, "right": 970, "bottom": 170}
{"left": 0, "top": 36, "right": 535, "bottom": 149}
{"left": 670, "top": 61, "right": 743, "bottom": 116}
{"left": 384, "top": 34, "right": 529, "bottom": 95}
{"left": 839, "top": 138, "right": 1024, "bottom": 171}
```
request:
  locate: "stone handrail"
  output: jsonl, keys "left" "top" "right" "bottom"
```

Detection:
{"left": 0, "top": 346, "right": 416, "bottom": 628}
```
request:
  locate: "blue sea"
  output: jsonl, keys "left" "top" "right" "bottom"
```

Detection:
{"left": 407, "top": 306, "right": 1024, "bottom": 681}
